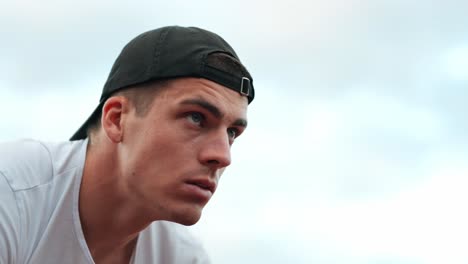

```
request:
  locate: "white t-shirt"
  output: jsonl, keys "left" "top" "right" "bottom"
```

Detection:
{"left": 0, "top": 139, "right": 210, "bottom": 264}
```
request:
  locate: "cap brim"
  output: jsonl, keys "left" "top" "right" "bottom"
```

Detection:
{"left": 70, "top": 101, "right": 104, "bottom": 141}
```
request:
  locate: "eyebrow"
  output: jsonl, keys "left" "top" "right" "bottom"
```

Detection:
{"left": 180, "top": 98, "right": 248, "bottom": 128}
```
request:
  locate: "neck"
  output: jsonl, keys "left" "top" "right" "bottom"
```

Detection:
{"left": 79, "top": 140, "right": 153, "bottom": 262}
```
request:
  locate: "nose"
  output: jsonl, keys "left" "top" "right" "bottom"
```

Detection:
{"left": 199, "top": 131, "right": 231, "bottom": 169}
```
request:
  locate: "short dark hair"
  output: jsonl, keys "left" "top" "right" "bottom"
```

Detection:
{"left": 86, "top": 79, "right": 169, "bottom": 139}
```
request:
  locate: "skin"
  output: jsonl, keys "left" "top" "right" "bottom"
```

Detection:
{"left": 79, "top": 77, "right": 248, "bottom": 264}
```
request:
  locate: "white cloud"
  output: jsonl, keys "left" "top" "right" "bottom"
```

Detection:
{"left": 441, "top": 46, "right": 468, "bottom": 81}
{"left": 1, "top": 81, "right": 99, "bottom": 141}
{"left": 247, "top": 162, "right": 468, "bottom": 263}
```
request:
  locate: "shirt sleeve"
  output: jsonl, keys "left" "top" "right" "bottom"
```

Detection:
{"left": 0, "top": 171, "right": 20, "bottom": 264}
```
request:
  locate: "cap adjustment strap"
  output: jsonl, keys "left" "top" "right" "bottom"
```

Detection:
{"left": 240, "top": 77, "right": 250, "bottom": 96}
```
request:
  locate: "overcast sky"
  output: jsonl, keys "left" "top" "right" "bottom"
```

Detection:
{"left": 1, "top": 1, "right": 468, "bottom": 263}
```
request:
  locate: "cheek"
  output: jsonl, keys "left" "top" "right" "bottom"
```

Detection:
{"left": 126, "top": 116, "right": 203, "bottom": 176}
{"left": 137, "top": 135, "right": 195, "bottom": 174}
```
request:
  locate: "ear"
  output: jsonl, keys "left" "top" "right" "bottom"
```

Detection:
{"left": 101, "top": 96, "right": 130, "bottom": 143}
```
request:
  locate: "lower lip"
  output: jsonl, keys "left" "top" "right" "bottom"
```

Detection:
{"left": 183, "top": 183, "right": 212, "bottom": 202}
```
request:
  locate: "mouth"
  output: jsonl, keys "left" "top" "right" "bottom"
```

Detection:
{"left": 185, "top": 179, "right": 216, "bottom": 194}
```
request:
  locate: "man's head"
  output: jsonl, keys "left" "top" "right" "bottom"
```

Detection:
{"left": 71, "top": 26, "right": 254, "bottom": 140}
{"left": 74, "top": 26, "right": 255, "bottom": 225}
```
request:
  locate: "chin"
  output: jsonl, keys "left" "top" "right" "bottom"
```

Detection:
{"left": 171, "top": 209, "right": 203, "bottom": 226}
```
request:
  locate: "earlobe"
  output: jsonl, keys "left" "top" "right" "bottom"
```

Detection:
{"left": 101, "top": 96, "right": 128, "bottom": 143}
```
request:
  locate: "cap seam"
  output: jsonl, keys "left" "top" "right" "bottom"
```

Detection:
{"left": 150, "top": 27, "right": 169, "bottom": 79}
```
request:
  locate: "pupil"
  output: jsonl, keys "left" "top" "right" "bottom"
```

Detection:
{"left": 192, "top": 113, "right": 200, "bottom": 122}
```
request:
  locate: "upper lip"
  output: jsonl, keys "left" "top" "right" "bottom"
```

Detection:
{"left": 186, "top": 178, "right": 217, "bottom": 193}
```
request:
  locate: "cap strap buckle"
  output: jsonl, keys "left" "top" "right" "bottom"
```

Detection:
{"left": 240, "top": 77, "right": 250, "bottom": 97}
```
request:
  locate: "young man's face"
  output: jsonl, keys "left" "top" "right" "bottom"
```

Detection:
{"left": 120, "top": 77, "right": 248, "bottom": 225}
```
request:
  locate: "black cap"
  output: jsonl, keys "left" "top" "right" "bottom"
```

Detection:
{"left": 70, "top": 26, "right": 254, "bottom": 140}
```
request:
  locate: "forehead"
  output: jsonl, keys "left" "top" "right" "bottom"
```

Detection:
{"left": 157, "top": 77, "right": 248, "bottom": 114}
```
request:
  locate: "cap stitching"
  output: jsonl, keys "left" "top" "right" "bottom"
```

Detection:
{"left": 151, "top": 28, "right": 169, "bottom": 78}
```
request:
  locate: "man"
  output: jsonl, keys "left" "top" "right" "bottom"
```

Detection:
{"left": 0, "top": 26, "right": 255, "bottom": 263}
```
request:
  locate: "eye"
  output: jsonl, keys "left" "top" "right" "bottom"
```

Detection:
{"left": 187, "top": 112, "right": 205, "bottom": 126}
{"left": 227, "top": 128, "right": 240, "bottom": 141}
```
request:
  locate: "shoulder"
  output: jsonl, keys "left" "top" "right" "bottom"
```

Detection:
{"left": 0, "top": 140, "right": 50, "bottom": 263}
{"left": 0, "top": 139, "right": 88, "bottom": 263}
{"left": 0, "top": 139, "right": 53, "bottom": 191}
{"left": 0, "top": 139, "right": 87, "bottom": 191}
